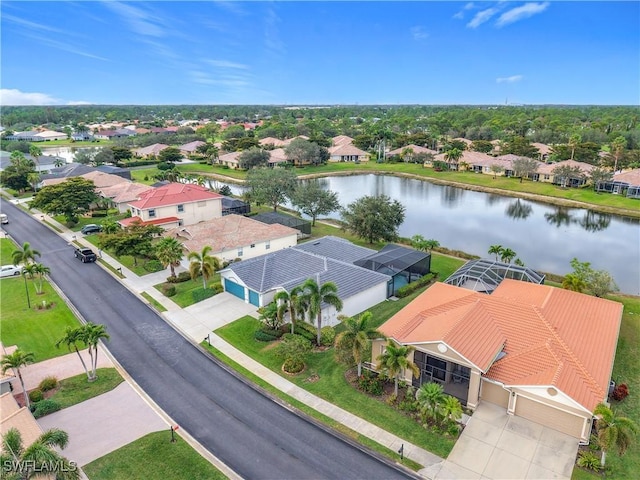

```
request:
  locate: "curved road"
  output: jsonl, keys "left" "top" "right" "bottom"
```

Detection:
{"left": 1, "top": 199, "right": 413, "bottom": 480}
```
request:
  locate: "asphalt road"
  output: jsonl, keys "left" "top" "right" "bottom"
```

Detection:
{"left": 1, "top": 199, "right": 413, "bottom": 480}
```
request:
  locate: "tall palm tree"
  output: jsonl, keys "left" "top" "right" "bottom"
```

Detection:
{"left": 593, "top": 402, "right": 639, "bottom": 466}
{"left": 377, "top": 340, "right": 419, "bottom": 396}
{"left": 401, "top": 147, "right": 415, "bottom": 163}
{"left": 488, "top": 244, "right": 504, "bottom": 261}
{"left": 416, "top": 382, "right": 445, "bottom": 424}
{"left": 1, "top": 349, "right": 35, "bottom": 408}
{"left": 27, "top": 172, "right": 40, "bottom": 192}
{"left": 500, "top": 248, "right": 517, "bottom": 263}
{"left": 444, "top": 148, "right": 463, "bottom": 168}
{"left": 82, "top": 323, "right": 110, "bottom": 381}
{"left": 29, "top": 144, "right": 43, "bottom": 170}
{"left": 0, "top": 427, "right": 79, "bottom": 480}
{"left": 188, "top": 245, "right": 221, "bottom": 290}
{"left": 300, "top": 277, "right": 343, "bottom": 346}
{"left": 334, "top": 311, "right": 380, "bottom": 377}
{"left": 56, "top": 327, "right": 90, "bottom": 380}
{"left": 610, "top": 136, "right": 626, "bottom": 172}
{"left": 568, "top": 134, "right": 581, "bottom": 161}
{"left": 32, "top": 263, "right": 50, "bottom": 295}
{"left": 274, "top": 286, "right": 303, "bottom": 334}
{"left": 12, "top": 242, "right": 41, "bottom": 266}
{"left": 155, "top": 237, "right": 184, "bottom": 278}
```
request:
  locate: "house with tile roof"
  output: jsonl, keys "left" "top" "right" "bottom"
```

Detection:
{"left": 220, "top": 236, "right": 391, "bottom": 318}
{"left": 217, "top": 151, "right": 241, "bottom": 169}
{"left": 259, "top": 137, "right": 288, "bottom": 147}
{"left": 166, "top": 214, "right": 298, "bottom": 262}
{"left": 387, "top": 144, "right": 437, "bottom": 160}
{"left": 328, "top": 143, "right": 370, "bottom": 163}
{"left": 596, "top": 168, "right": 640, "bottom": 198}
{"left": 372, "top": 280, "right": 623, "bottom": 442}
{"left": 98, "top": 182, "right": 153, "bottom": 213}
{"left": 0, "top": 393, "right": 43, "bottom": 449}
{"left": 120, "top": 182, "right": 223, "bottom": 229}
{"left": 178, "top": 140, "right": 207, "bottom": 157}
{"left": 133, "top": 143, "right": 169, "bottom": 158}
{"left": 536, "top": 159, "right": 595, "bottom": 186}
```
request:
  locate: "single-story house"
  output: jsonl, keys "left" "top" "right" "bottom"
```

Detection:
{"left": 596, "top": 168, "right": 640, "bottom": 198}
{"left": 82, "top": 170, "right": 130, "bottom": 189}
{"left": 4, "top": 131, "right": 44, "bottom": 142}
{"left": 1, "top": 392, "right": 43, "bottom": 448}
{"left": 217, "top": 151, "right": 241, "bottom": 169}
{"left": 537, "top": 160, "right": 595, "bottom": 186}
{"left": 331, "top": 135, "right": 355, "bottom": 147}
{"left": 259, "top": 137, "right": 288, "bottom": 147}
{"left": 387, "top": 144, "right": 437, "bottom": 160}
{"left": 133, "top": 143, "right": 169, "bottom": 158}
{"left": 373, "top": 279, "right": 622, "bottom": 443}
{"left": 219, "top": 236, "right": 392, "bottom": 321}
{"left": 268, "top": 148, "right": 289, "bottom": 167}
{"left": 328, "top": 143, "right": 370, "bottom": 163}
{"left": 34, "top": 130, "right": 68, "bottom": 141}
{"left": 166, "top": 214, "right": 298, "bottom": 262}
{"left": 38, "top": 163, "right": 98, "bottom": 187}
{"left": 179, "top": 141, "right": 207, "bottom": 157}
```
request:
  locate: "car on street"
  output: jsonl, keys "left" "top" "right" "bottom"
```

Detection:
{"left": 81, "top": 224, "right": 102, "bottom": 235}
{"left": 0, "top": 265, "right": 23, "bottom": 277}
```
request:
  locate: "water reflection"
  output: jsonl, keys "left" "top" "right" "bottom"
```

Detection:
{"left": 579, "top": 211, "right": 611, "bottom": 232}
{"left": 505, "top": 199, "right": 533, "bottom": 221}
{"left": 441, "top": 185, "right": 465, "bottom": 207}
{"left": 544, "top": 207, "right": 574, "bottom": 228}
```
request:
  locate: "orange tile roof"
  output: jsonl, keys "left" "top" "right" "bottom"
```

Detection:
{"left": 387, "top": 144, "right": 437, "bottom": 156}
{"left": 129, "top": 183, "right": 222, "bottom": 209}
{"left": 81, "top": 171, "right": 129, "bottom": 188}
{"left": 0, "top": 393, "right": 43, "bottom": 448}
{"left": 329, "top": 143, "right": 369, "bottom": 156}
{"left": 379, "top": 279, "right": 623, "bottom": 411}
{"left": 614, "top": 168, "right": 640, "bottom": 186}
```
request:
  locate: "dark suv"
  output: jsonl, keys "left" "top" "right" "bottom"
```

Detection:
{"left": 81, "top": 224, "right": 102, "bottom": 235}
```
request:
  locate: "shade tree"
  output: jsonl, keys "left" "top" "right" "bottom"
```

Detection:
{"left": 341, "top": 195, "right": 406, "bottom": 244}
{"left": 289, "top": 180, "right": 340, "bottom": 226}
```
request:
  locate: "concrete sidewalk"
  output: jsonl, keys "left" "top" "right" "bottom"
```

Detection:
{"left": 31, "top": 208, "right": 446, "bottom": 474}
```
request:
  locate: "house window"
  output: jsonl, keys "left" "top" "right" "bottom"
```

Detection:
{"left": 238, "top": 247, "right": 243, "bottom": 257}
{"left": 250, "top": 244, "right": 255, "bottom": 248}
{"left": 265, "top": 241, "right": 271, "bottom": 250}
{"left": 544, "top": 175, "right": 550, "bottom": 180}
{"left": 148, "top": 209, "right": 156, "bottom": 218}
{"left": 177, "top": 204, "right": 184, "bottom": 213}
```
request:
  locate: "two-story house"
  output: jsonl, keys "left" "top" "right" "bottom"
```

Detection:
{"left": 120, "top": 182, "right": 223, "bottom": 229}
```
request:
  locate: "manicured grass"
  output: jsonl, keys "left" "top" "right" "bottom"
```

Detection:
{"left": 201, "top": 342, "right": 423, "bottom": 471}
{"left": 216, "top": 315, "right": 455, "bottom": 458}
{"left": 82, "top": 431, "right": 227, "bottom": 480}
{"left": 430, "top": 253, "right": 466, "bottom": 281}
{"left": 141, "top": 292, "right": 167, "bottom": 312}
{"left": 47, "top": 368, "right": 124, "bottom": 409}
{"left": 0, "top": 240, "right": 81, "bottom": 361}
{"left": 154, "top": 274, "right": 221, "bottom": 308}
{"left": 53, "top": 212, "right": 126, "bottom": 232}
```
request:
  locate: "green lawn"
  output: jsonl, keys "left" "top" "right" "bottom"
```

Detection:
{"left": 216, "top": 315, "right": 455, "bottom": 458}
{"left": 141, "top": 292, "right": 167, "bottom": 312}
{"left": 82, "top": 431, "right": 227, "bottom": 480}
{"left": 46, "top": 368, "right": 124, "bottom": 409}
{"left": 0, "top": 240, "right": 81, "bottom": 361}
{"left": 154, "top": 274, "right": 221, "bottom": 308}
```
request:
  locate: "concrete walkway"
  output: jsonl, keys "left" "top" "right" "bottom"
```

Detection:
{"left": 28, "top": 209, "right": 447, "bottom": 474}
{"left": 38, "top": 382, "right": 167, "bottom": 466}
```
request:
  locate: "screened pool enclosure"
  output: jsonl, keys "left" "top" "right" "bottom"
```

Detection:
{"left": 444, "top": 259, "right": 545, "bottom": 294}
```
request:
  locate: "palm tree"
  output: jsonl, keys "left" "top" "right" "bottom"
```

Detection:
{"left": 440, "top": 395, "right": 463, "bottom": 424}
{"left": 188, "top": 245, "right": 221, "bottom": 290}
{"left": 401, "top": 147, "right": 415, "bottom": 163}
{"left": 274, "top": 286, "right": 303, "bottom": 334}
{"left": 82, "top": 323, "right": 110, "bottom": 381}
{"left": 562, "top": 272, "right": 586, "bottom": 293}
{"left": 444, "top": 148, "right": 463, "bottom": 168}
{"left": 27, "top": 172, "right": 40, "bottom": 192}
{"left": 500, "top": 248, "right": 516, "bottom": 263}
{"left": 32, "top": 263, "right": 50, "bottom": 295}
{"left": 488, "top": 244, "right": 504, "bottom": 261}
{"left": 12, "top": 242, "right": 41, "bottom": 266}
{"left": 334, "top": 311, "right": 380, "bottom": 377}
{"left": 416, "top": 382, "right": 445, "bottom": 424}
{"left": 54, "top": 157, "right": 66, "bottom": 168}
{"left": 300, "top": 277, "right": 343, "bottom": 346}
{"left": 593, "top": 402, "right": 639, "bottom": 466}
{"left": 0, "top": 427, "right": 79, "bottom": 480}
{"left": 155, "top": 237, "right": 184, "bottom": 278}
{"left": 568, "top": 134, "right": 581, "bottom": 161}
{"left": 610, "top": 136, "right": 626, "bottom": 172}
{"left": 56, "top": 327, "right": 90, "bottom": 380}
{"left": 424, "top": 239, "right": 440, "bottom": 252}
{"left": 1, "top": 349, "right": 35, "bottom": 408}
{"left": 377, "top": 340, "right": 419, "bottom": 396}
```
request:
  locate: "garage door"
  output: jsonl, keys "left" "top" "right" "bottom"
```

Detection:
{"left": 224, "top": 278, "right": 245, "bottom": 301}
{"left": 480, "top": 380, "right": 510, "bottom": 408}
{"left": 515, "top": 395, "right": 585, "bottom": 438}
{"left": 248, "top": 290, "right": 259, "bottom": 307}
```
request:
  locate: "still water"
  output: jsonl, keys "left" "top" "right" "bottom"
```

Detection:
{"left": 227, "top": 174, "right": 640, "bottom": 294}
{"left": 41, "top": 146, "right": 96, "bottom": 163}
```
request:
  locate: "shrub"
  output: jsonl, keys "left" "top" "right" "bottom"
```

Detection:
{"left": 211, "top": 282, "right": 224, "bottom": 294}
{"left": 396, "top": 273, "right": 435, "bottom": 298}
{"left": 144, "top": 259, "right": 164, "bottom": 273}
{"left": 254, "top": 330, "right": 279, "bottom": 342}
{"left": 32, "top": 399, "right": 61, "bottom": 419}
{"left": 166, "top": 275, "right": 178, "bottom": 283}
{"left": 577, "top": 451, "right": 601, "bottom": 471}
{"left": 162, "top": 284, "right": 177, "bottom": 297}
{"left": 446, "top": 421, "right": 461, "bottom": 437}
{"left": 275, "top": 334, "right": 312, "bottom": 374}
{"left": 320, "top": 326, "right": 336, "bottom": 346}
{"left": 38, "top": 376, "right": 58, "bottom": 392}
{"left": 28, "top": 389, "right": 44, "bottom": 403}
{"left": 157, "top": 161, "right": 173, "bottom": 171}
{"left": 91, "top": 211, "right": 108, "bottom": 217}
{"left": 192, "top": 287, "right": 215, "bottom": 303}
{"left": 177, "top": 271, "right": 192, "bottom": 282}
{"left": 612, "top": 383, "right": 629, "bottom": 401}
{"left": 358, "top": 371, "right": 384, "bottom": 396}
{"left": 294, "top": 323, "right": 316, "bottom": 343}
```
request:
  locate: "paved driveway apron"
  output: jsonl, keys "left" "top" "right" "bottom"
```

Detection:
{"left": 430, "top": 402, "right": 578, "bottom": 479}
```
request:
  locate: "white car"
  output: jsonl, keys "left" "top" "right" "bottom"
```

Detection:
{"left": 0, "top": 265, "right": 23, "bottom": 278}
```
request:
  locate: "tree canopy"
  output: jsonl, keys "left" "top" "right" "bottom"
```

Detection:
{"left": 30, "top": 177, "right": 97, "bottom": 223}
{"left": 238, "top": 147, "right": 270, "bottom": 169}
{"left": 341, "top": 194, "right": 406, "bottom": 244}
{"left": 289, "top": 180, "right": 340, "bottom": 226}
{"left": 246, "top": 167, "right": 297, "bottom": 212}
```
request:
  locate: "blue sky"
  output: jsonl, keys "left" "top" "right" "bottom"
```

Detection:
{"left": 1, "top": 1, "right": 638, "bottom": 105}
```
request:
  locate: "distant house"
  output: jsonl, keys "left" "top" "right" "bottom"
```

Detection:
{"left": 531, "top": 142, "right": 551, "bottom": 161}
{"left": 268, "top": 148, "right": 289, "bottom": 167}
{"left": 4, "top": 131, "right": 44, "bottom": 142}
{"left": 217, "top": 151, "right": 241, "bottom": 169}
{"left": 537, "top": 160, "right": 595, "bottom": 186}
{"left": 98, "top": 182, "right": 153, "bottom": 213}
{"left": 178, "top": 141, "right": 207, "bottom": 157}
{"left": 71, "top": 132, "right": 94, "bottom": 141}
{"left": 331, "top": 135, "right": 355, "bottom": 147}
{"left": 120, "top": 182, "right": 223, "bottom": 229}
{"left": 328, "top": 143, "right": 370, "bottom": 163}
{"left": 94, "top": 130, "right": 131, "bottom": 140}
{"left": 373, "top": 279, "right": 623, "bottom": 443}
{"left": 167, "top": 214, "right": 298, "bottom": 262}
{"left": 387, "top": 144, "right": 437, "bottom": 160}
{"left": 259, "top": 137, "right": 288, "bottom": 147}
{"left": 596, "top": 168, "right": 640, "bottom": 198}
{"left": 34, "top": 130, "right": 68, "bottom": 141}
{"left": 133, "top": 143, "right": 169, "bottom": 158}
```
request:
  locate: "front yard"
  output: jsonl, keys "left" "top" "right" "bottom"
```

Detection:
{"left": 154, "top": 273, "right": 222, "bottom": 308}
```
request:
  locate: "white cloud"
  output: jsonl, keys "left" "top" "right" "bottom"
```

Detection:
{"left": 67, "top": 100, "right": 93, "bottom": 105}
{"left": 496, "top": 2, "right": 550, "bottom": 27}
{"left": 410, "top": 26, "right": 428, "bottom": 40}
{"left": 454, "top": 2, "right": 476, "bottom": 19}
{"left": 0, "top": 89, "right": 59, "bottom": 105}
{"left": 205, "top": 60, "right": 249, "bottom": 70}
{"left": 467, "top": 6, "right": 501, "bottom": 28}
{"left": 464, "top": 2, "right": 475, "bottom": 10}
{"left": 3, "top": 14, "right": 67, "bottom": 34}
{"left": 103, "top": 1, "right": 166, "bottom": 37}
{"left": 496, "top": 75, "right": 523, "bottom": 83}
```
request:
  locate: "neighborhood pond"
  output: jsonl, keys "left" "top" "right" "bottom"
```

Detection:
{"left": 223, "top": 174, "right": 640, "bottom": 295}
{"left": 41, "top": 146, "right": 96, "bottom": 163}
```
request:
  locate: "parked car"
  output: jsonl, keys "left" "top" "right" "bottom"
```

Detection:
{"left": 0, "top": 214, "right": 8, "bottom": 224}
{"left": 81, "top": 224, "right": 102, "bottom": 235}
{"left": 74, "top": 247, "right": 98, "bottom": 263}
{"left": 0, "top": 265, "right": 23, "bottom": 277}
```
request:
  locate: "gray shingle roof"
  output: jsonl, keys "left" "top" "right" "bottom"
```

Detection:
{"left": 294, "top": 236, "right": 375, "bottom": 263}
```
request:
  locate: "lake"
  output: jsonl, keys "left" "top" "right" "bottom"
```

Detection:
{"left": 41, "top": 146, "right": 97, "bottom": 163}
{"left": 226, "top": 174, "right": 640, "bottom": 294}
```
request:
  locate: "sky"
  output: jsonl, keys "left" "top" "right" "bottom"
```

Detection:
{"left": 1, "top": 1, "right": 638, "bottom": 106}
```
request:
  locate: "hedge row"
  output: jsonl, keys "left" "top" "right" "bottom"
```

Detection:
{"left": 396, "top": 273, "right": 436, "bottom": 298}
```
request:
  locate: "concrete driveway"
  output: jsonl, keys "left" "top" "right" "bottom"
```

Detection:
{"left": 429, "top": 402, "right": 579, "bottom": 479}
{"left": 165, "top": 292, "right": 257, "bottom": 340}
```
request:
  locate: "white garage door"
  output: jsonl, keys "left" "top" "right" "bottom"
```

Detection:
{"left": 481, "top": 380, "right": 510, "bottom": 408}
{"left": 515, "top": 395, "right": 586, "bottom": 438}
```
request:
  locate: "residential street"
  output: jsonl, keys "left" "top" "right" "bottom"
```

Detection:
{"left": 1, "top": 199, "right": 413, "bottom": 480}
